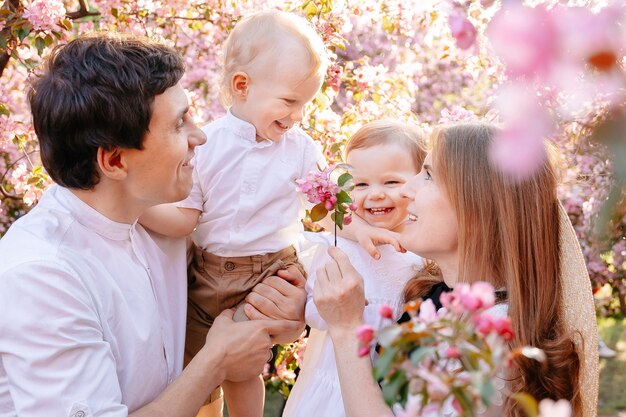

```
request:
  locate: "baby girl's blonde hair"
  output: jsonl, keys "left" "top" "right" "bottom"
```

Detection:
{"left": 344, "top": 120, "right": 427, "bottom": 172}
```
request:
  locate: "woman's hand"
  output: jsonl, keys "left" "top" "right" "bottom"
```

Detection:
{"left": 314, "top": 247, "right": 367, "bottom": 335}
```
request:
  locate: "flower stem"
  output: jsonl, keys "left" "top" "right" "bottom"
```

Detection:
{"left": 334, "top": 220, "right": 337, "bottom": 247}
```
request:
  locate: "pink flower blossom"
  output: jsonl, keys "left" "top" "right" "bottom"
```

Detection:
{"left": 490, "top": 82, "right": 555, "bottom": 180}
{"left": 358, "top": 346, "right": 371, "bottom": 357}
{"left": 379, "top": 304, "right": 394, "bottom": 319}
{"left": 492, "top": 317, "right": 514, "bottom": 341}
{"left": 487, "top": 4, "right": 558, "bottom": 80}
{"left": 356, "top": 324, "right": 375, "bottom": 345}
{"left": 418, "top": 298, "right": 438, "bottom": 324}
{"left": 296, "top": 167, "right": 341, "bottom": 206}
{"left": 416, "top": 368, "right": 450, "bottom": 401}
{"left": 448, "top": 12, "right": 477, "bottom": 50}
{"left": 23, "top": 0, "right": 67, "bottom": 32}
{"left": 445, "top": 347, "right": 461, "bottom": 359}
{"left": 473, "top": 313, "right": 494, "bottom": 335}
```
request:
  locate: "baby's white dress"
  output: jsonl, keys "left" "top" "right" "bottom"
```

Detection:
{"left": 284, "top": 233, "right": 423, "bottom": 417}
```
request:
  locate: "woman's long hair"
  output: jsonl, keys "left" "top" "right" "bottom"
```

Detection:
{"left": 405, "top": 123, "right": 580, "bottom": 415}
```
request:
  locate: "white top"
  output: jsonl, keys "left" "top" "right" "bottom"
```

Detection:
{"left": 178, "top": 110, "right": 326, "bottom": 257}
{"left": 284, "top": 233, "right": 424, "bottom": 417}
{"left": 0, "top": 185, "right": 187, "bottom": 417}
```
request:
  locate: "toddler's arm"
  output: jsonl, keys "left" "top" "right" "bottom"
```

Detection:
{"left": 139, "top": 204, "right": 201, "bottom": 237}
{"left": 317, "top": 215, "right": 405, "bottom": 259}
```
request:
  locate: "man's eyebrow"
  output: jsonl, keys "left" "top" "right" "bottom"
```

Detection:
{"left": 175, "top": 106, "right": 190, "bottom": 121}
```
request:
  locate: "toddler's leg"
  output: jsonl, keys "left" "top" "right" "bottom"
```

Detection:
{"left": 222, "top": 375, "right": 265, "bottom": 417}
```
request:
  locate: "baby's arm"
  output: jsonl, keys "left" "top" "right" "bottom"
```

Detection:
{"left": 139, "top": 204, "right": 201, "bottom": 237}
{"left": 317, "top": 215, "right": 404, "bottom": 259}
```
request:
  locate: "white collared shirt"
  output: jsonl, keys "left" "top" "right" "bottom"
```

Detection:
{"left": 0, "top": 185, "right": 187, "bottom": 417}
{"left": 178, "top": 110, "right": 326, "bottom": 257}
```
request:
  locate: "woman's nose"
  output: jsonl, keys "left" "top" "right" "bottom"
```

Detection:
{"left": 400, "top": 176, "right": 418, "bottom": 200}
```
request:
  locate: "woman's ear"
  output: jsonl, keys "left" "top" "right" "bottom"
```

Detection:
{"left": 96, "top": 146, "right": 128, "bottom": 181}
{"left": 231, "top": 71, "right": 249, "bottom": 100}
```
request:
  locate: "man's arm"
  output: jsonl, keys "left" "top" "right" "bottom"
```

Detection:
{"left": 129, "top": 310, "right": 301, "bottom": 417}
{"left": 139, "top": 204, "right": 200, "bottom": 237}
{"left": 0, "top": 264, "right": 300, "bottom": 417}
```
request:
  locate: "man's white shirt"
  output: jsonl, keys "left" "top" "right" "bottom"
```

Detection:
{"left": 0, "top": 185, "right": 187, "bottom": 417}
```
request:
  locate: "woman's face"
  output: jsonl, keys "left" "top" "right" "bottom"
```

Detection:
{"left": 399, "top": 152, "right": 459, "bottom": 261}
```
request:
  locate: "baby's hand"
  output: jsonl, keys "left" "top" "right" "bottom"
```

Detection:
{"left": 355, "top": 225, "right": 406, "bottom": 259}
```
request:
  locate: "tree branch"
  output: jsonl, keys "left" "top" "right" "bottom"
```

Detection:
{"left": 65, "top": 0, "right": 100, "bottom": 20}
{"left": 0, "top": 184, "right": 22, "bottom": 200}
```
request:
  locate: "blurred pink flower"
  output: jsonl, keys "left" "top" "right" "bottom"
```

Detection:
{"left": 416, "top": 368, "right": 450, "bottom": 401}
{"left": 470, "top": 282, "right": 496, "bottom": 310}
{"left": 490, "top": 82, "right": 555, "bottom": 179}
{"left": 418, "top": 298, "right": 438, "bottom": 324}
{"left": 358, "top": 346, "right": 371, "bottom": 357}
{"left": 488, "top": 4, "right": 557, "bottom": 80}
{"left": 356, "top": 324, "right": 375, "bottom": 345}
{"left": 493, "top": 317, "right": 515, "bottom": 341}
{"left": 379, "top": 304, "right": 394, "bottom": 319}
{"left": 445, "top": 346, "right": 461, "bottom": 359}
{"left": 448, "top": 12, "right": 477, "bottom": 50}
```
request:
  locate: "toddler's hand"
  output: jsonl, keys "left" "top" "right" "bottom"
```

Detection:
{"left": 355, "top": 225, "right": 406, "bottom": 259}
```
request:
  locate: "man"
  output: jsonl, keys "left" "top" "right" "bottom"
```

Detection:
{"left": 0, "top": 34, "right": 304, "bottom": 417}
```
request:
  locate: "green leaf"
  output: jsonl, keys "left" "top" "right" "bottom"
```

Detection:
{"left": 479, "top": 380, "right": 495, "bottom": 406}
{"left": 510, "top": 392, "right": 538, "bottom": 417}
{"left": 336, "top": 190, "right": 352, "bottom": 205}
{"left": 381, "top": 370, "right": 408, "bottom": 406}
{"left": 0, "top": 103, "right": 9, "bottom": 117}
{"left": 337, "top": 172, "right": 352, "bottom": 187}
{"left": 303, "top": 1, "right": 318, "bottom": 18}
{"left": 34, "top": 36, "right": 45, "bottom": 56}
{"left": 310, "top": 203, "right": 328, "bottom": 222}
{"left": 329, "top": 142, "right": 343, "bottom": 158}
{"left": 17, "top": 26, "right": 30, "bottom": 42}
{"left": 44, "top": 34, "right": 54, "bottom": 46}
{"left": 373, "top": 345, "right": 398, "bottom": 380}
{"left": 409, "top": 346, "right": 436, "bottom": 365}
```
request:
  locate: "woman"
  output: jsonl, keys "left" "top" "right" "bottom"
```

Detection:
{"left": 312, "top": 123, "right": 598, "bottom": 417}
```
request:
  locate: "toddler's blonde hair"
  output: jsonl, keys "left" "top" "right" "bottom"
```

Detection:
{"left": 344, "top": 120, "right": 427, "bottom": 172}
{"left": 219, "top": 9, "right": 328, "bottom": 107}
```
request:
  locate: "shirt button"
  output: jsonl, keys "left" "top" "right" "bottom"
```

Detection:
{"left": 224, "top": 261, "right": 236, "bottom": 271}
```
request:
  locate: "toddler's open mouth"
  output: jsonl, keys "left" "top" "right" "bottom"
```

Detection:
{"left": 367, "top": 207, "right": 394, "bottom": 216}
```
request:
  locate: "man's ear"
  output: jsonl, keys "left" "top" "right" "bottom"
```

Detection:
{"left": 96, "top": 147, "right": 128, "bottom": 180}
{"left": 231, "top": 71, "right": 249, "bottom": 100}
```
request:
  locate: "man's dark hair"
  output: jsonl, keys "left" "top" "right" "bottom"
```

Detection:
{"left": 29, "top": 33, "right": 185, "bottom": 189}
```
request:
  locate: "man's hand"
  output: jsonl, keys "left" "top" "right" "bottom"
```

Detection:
{"left": 243, "top": 267, "right": 307, "bottom": 343}
{"left": 204, "top": 309, "right": 301, "bottom": 382}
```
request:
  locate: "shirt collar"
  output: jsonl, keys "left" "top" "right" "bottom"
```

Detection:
{"left": 55, "top": 185, "right": 134, "bottom": 241}
{"left": 226, "top": 109, "right": 274, "bottom": 148}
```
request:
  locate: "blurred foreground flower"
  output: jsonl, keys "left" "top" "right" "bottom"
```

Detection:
{"left": 364, "top": 281, "right": 556, "bottom": 417}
